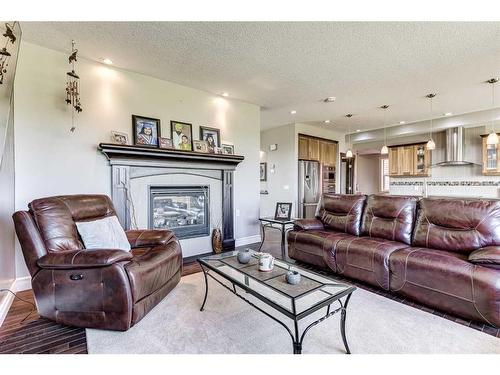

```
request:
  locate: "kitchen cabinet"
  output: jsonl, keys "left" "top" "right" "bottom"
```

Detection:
{"left": 413, "top": 144, "right": 431, "bottom": 176}
{"left": 298, "top": 135, "right": 335, "bottom": 163}
{"left": 400, "top": 146, "right": 414, "bottom": 175}
{"left": 308, "top": 138, "right": 320, "bottom": 161}
{"left": 320, "top": 141, "right": 337, "bottom": 166}
{"left": 481, "top": 134, "right": 500, "bottom": 175}
{"left": 388, "top": 143, "right": 431, "bottom": 177}
{"left": 298, "top": 136, "right": 309, "bottom": 160}
{"left": 388, "top": 147, "right": 400, "bottom": 175}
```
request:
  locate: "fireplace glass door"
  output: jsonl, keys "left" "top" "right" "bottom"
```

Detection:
{"left": 149, "top": 186, "right": 210, "bottom": 240}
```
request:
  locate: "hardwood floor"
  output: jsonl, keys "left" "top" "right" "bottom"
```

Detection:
{"left": 1, "top": 230, "right": 497, "bottom": 354}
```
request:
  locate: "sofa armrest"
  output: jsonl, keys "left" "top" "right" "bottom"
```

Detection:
{"left": 37, "top": 249, "right": 133, "bottom": 269}
{"left": 126, "top": 229, "right": 175, "bottom": 248}
{"left": 293, "top": 218, "right": 324, "bottom": 231}
{"left": 468, "top": 247, "right": 500, "bottom": 270}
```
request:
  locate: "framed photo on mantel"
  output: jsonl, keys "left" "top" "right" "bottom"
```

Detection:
{"left": 132, "top": 115, "right": 160, "bottom": 147}
{"left": 171, "top": 121, "right": 193, "bottom": 151}
{"left": 200, "top": 126, "right": 221, "bottom": 153}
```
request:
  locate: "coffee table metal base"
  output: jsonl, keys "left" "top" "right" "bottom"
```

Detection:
{"left": 199, "top": 263, "right": 353, "bottom": 354}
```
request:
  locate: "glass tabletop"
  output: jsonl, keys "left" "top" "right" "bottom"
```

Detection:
{"left": 259, "top": 217, "right": 295, "bottom": 225}
{"left": 198, "top": 250, "right": 355, "bottom": 319}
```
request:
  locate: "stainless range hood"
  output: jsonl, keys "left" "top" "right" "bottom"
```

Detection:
{"left": 435, "top": 127, "right": 476, "bottom": 166}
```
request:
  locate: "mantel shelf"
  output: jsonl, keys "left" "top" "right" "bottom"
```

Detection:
{"left": 98, "top": 143, "right": 245, "bottom": 166}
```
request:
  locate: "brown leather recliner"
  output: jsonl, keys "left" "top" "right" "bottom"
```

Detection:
{"left": 288, "top": 193, "right": 500, "bottom": 327}
{"left": 13, "top": 194, "right": 183, "bottom": 331}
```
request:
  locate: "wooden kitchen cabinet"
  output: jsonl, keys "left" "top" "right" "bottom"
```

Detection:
{"left": 308, "top": 138, "right": 320, "bottom": 161}
{"left": 388, "top": 147, "right": 400, "bottom": 175}
{"left": 401, "top": 146, "right": 414, "bottom": 175}
{"left": 320, "top": 141, "right": 337, "bottom": 166}
{"left": 298, "top": 134, "right": 334, "bottom": 162}
{"left": 388, "top": 143, "right": 431, "bottom": 177}
{"left": 298, "top": 136, "right": 309, "bottom": 160}
{"left": 481, "top": 134, "right": 500, "bottom": 175}
{"left": 413, "top": 144, "right": 431, "bottom": 176}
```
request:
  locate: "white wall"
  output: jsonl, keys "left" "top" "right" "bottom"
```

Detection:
{"left": 0, "top": 99, "right": 16, "bottom": 290}
{"left": 260, "top": 122, "right": 346, "bottom": 217}
{"left": 356, "top": 154, "right": 380, "bottom": 194}
{"left": 14, "top": 42, "right": 261, "bottom": 278}
{"left": 260, "top": 124, "right": 296, "bottom": 216}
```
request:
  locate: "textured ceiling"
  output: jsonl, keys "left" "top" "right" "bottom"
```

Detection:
{"left": 19, "top": 22, "right": 500, "bottom": 132}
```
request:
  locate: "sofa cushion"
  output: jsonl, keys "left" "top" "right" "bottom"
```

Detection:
{"left": 76, "top": 215, "right": 131, "bottom": 251}
{"left": 125, "top": 240, "right": 182, "bottom": 303}
{"left": 287, "top": 230, "right": 352, "bottom": 268}
{"left": 468, "top": 246, "right": 500, "bottom": 270}
{"left": 412, "top": 198, "right": 500, "bottom": 254}
{"left": 361, "top": 195, "right": 417, "bottom": 245}
{"left": 333, "top": 237, "right": 409, "bottom": 290}
{"left": 316, "top": 194, "right": 367, "bottom": 235}
{"left": 390, "top": 247, "right": 500, "bottom": 327}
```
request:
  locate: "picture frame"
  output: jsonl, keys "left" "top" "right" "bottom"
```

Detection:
{"left": 260, "top": 162, "right": 267, "bottom": 181}
{"left": 221, "top": 144, "right": 234, "bottom": 155}
{"left": 274, "top": 202, "right": 292, "bottom": 221}
{"left": 159, "top": 137, "right": 174, "bottom": 149}
{"left": 111, "top": 130, "right": 129, "bottom": 145}
{"left": 193, "top": 140, "right": 209, "bottom": 153}
{"left": 214, "top": 146, "right": 223, "bottom": 154}
{"left": 170, "top": 120, "right": 193, "bottom": 151}
{"left": 199, "top": 126, "right": 221, "bottom": 153}
{"left": 132, "top": 115, "right": 160, "bottom": 147}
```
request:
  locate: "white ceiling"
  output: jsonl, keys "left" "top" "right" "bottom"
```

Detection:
{"left": 19, "top": 22, "right": 500, "bottom": 132}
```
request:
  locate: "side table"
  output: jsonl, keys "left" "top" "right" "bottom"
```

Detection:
{"left": 258, "top": 217, "right": 295, "bottom": 259}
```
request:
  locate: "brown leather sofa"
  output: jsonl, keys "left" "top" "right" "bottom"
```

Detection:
{"left": 288, "top": 194, "right": 500, "bottom": 327}
{"left": 13, "top": 194, "right": 183, "bottom": 331}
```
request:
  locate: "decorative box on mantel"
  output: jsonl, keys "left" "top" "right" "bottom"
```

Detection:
{"left": 98, "top": 143, "right": 244, "bottom": 254}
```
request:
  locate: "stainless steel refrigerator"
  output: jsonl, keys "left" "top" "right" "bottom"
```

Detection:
{"left": 298, "top": 160, "right": 321, "bottom": 218}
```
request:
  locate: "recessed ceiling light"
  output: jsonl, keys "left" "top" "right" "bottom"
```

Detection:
{"left": 356, "top": 129, "right": 361, "bottom": 132}
{"left": 324, "top": 120, "right": 330, "bottom": 124}
{"left": 102, "top": 58, "right": 113, "bottom": 65}
{"left": 399, "top": 121, "right": 406, "bottom": 124}
{"left": 323, "top": 97, "right": 336, "bottom": 103}
{"left": 444, "top": 112, "right": 452, "bottom": 116}
{"left": 290, "top": 110, "right": 297, "bottom": 115}
{"left": 222, "top": 92, "right": 229, "bottom": 97}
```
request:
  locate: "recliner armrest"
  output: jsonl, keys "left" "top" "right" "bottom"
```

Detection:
{"left": 126, "top": 229, "right": 175, "bottom": 248}
{"left": 37, "top": 249, "right": 133, "bottom": 269}
{"left": 293, "top": 219, "right": 324, "bottom": 231}
{"left": 468, "top": 246, "right": 500, "bottom": 270}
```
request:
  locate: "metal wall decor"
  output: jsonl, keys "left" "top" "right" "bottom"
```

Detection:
{"left": 65, "top": 40, "right": 82, "bottom": 132}
{"left": 0, "top": 22, "right": 17, "bottom": 85}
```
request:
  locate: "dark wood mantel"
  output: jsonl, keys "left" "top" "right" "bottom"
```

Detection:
{"left": 98, "top": 142, "right": 244, "bottom": 253}
{"left": 99, "top": 143, "right": 244, "bottom": 166}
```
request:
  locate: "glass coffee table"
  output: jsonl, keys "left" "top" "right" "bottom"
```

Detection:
{"left": 198, "top": 250, "right": 356, "bottom": 354}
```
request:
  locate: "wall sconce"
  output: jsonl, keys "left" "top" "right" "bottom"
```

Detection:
{"left": 270, "top": 164, "right": 276, "bottom": 174}
{"left": 269, "top": 144, "right": 278, "bottom": 151}
{"left": 0, "top": 22, "right": 17, "bottom": 85}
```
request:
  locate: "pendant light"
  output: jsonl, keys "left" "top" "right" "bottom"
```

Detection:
{"left": 380, "top": 105, "right": 389, "bottom": 154}
{"left": 345, "top": 113, "right": 353, "bottom": 158}
{"left": 486, "top": 78, "right": 499, "bottom": 146}
{"left": 426, "top": 93, "right": 436, "bottom": 150}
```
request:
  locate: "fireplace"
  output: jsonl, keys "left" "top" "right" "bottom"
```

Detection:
{"left": 149, "top": 185, "right": 210, "bottom": 240}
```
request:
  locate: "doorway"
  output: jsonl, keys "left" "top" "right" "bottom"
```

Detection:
{"left": 339, "top": 153, "right": 355, "bottom": 194}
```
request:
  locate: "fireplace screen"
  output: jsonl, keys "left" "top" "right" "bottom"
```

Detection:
{"left": 149, "top": 186, "right": 210, "bottom": 240}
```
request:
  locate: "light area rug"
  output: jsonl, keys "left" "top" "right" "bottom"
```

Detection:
{"left": 86, "top": 272, "right": 500, "bottom": 354}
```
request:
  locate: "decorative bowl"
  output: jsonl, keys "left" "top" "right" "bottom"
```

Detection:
{"left": 286, "top": 270, "right": 301, "bottom": 285}
{"left": 237, "top": 249, "right": 252, "bottom": 264}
